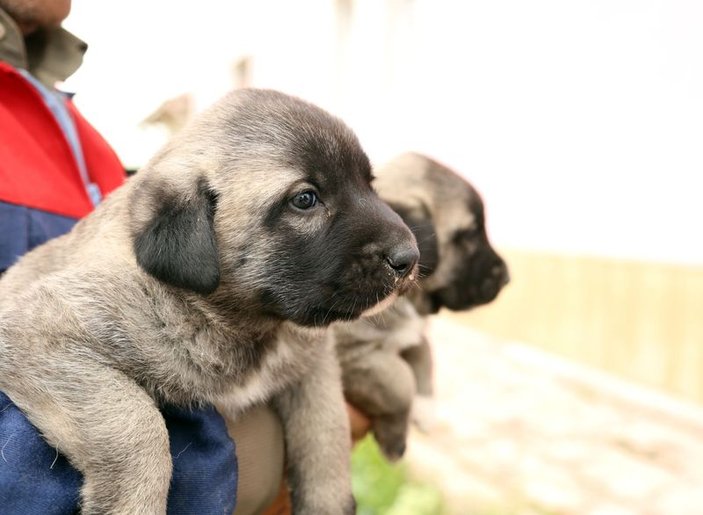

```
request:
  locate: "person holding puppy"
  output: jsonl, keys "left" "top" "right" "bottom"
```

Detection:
{"left": 0, "top": 2, "right": 238, "bottom": 512}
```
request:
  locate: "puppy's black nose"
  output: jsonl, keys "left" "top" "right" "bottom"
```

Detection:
{"left": 385, "top": 245, "right": 419, "bottom": 278}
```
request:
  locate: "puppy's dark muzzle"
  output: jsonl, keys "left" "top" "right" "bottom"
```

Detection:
{"left": 432, "top": 251, "right": 509, "bottom": 312}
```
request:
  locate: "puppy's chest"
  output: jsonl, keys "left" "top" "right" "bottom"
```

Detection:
{"left": 212, "top": 327, "right": 324, "bottom": 415}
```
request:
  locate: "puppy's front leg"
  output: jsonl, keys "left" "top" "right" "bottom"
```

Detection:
{"left": 400, "top": 335, "right": 434, "bottom": 397}
{"left": 342, "top": 349, "right": 415, "bottom": 461}
{"left": 272, "top": 344, "right": 354, "bottom": 515}
{"left": 3, "top": 365, "right": 172, "bottom": 515}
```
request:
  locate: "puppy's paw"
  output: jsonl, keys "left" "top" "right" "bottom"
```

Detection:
{"left": 343, "top": 495, "right": 357, "bottom": 515}
{"left": 410, "top": 395, "right": 439, "bottom": 433}
{"left": 373, "top": 419, "right": 408, "bottom": 462}
{"left": 377, "top": 437, "right": 407, "bottom": 462}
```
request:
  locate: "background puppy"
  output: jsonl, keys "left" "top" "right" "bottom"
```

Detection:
{"left": 0, "top": 90, "right": 418, "bottom": 514}
{"left": 335, "top": 152, "right": 509, "bottom": 460}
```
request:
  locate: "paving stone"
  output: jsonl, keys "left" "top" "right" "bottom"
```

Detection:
{"left": 606, "top": 420, "right": 703, "bottom": 480}
{"left": 585, "top": 503, "right": 639, "bottom": 515}
{"left": 405, "top": 431, "right": 508, "bottom": 514}
{"left": 404, "top": 317, "right": 703, "bottom": 515}
{"left": 580, "top": 447, "right": 678, "bottom": 501}
{"left": 540, "top": 438, "right": 595, "bottom": 463}
{"left": 519, "top": 457, "right": 587, "bottom": 513}
{"left": 652, "top": 483, "right": 703, "bottom": 514}
{"left": 460, "top": 438, "right": 524, "bottom": 477}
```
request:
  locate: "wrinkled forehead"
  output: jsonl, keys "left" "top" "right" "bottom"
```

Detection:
{"left": 284, "top": 130, "right": 372, "bottom": 193}
{"left": 220, "top": 137, "right": 370, "bottom": 194}
{"left": 222, "top": 95, "right": 372, "bottom": 190}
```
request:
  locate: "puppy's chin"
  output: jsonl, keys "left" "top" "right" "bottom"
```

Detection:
{"left": 280, "top": 270, "right": 418, "bottom": 327}
{"left": 360, "top": 292, "right": 398, "bottom": 318}
{"left": 290, "top": 291, "right": 401, "bottom": 327}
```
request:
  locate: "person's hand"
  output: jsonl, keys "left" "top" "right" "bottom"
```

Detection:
{"left": 346, "top": 402, "right": 372, "bottom": 443}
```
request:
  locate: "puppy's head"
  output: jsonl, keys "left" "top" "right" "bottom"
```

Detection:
{"left": 374, "top": 153, "right": 509, "bottom": 315}
{"left": 129, "top": 89, "right": 418, "bottom": 327}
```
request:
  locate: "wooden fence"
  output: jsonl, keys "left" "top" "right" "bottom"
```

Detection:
{"left": 448, "top": 249, "right": 703, "bottom": 404}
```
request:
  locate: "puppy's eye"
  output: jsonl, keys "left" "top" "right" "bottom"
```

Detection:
{"left": 291, "top": 191, "right": 318, "bottom": 210}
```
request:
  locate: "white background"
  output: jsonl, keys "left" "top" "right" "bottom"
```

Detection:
{"left": 64, "top": 0, "right": 703, "bottom": 265}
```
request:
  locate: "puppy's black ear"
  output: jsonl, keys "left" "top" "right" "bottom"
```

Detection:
{"left": 388, "top": 202, "right": 439, "bottom": 278}
{"left": 134, "top": 179, "right": 220, "bottom": 294}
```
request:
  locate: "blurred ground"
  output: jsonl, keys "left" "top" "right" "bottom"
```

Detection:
{"left": 404, "top": 316, "right": 703, "bottom": 515}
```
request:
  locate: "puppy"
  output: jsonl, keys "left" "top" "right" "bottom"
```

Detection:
{"left": 0, "top": 90, "right": 419, "bottom": 514}
{"left": 335, "top": 152, "right": 508, "bottom": 460}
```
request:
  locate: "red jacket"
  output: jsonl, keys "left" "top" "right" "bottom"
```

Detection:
{"left": 0, "top": 61, "right": 125, "bottom": 219}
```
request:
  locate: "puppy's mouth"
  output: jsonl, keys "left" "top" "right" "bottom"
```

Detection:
{"left": 306, "top": 271, "right": 417, "bottom": 326}
{"left": 368, "top": 265, "right": 419, "bottom": 315}
{"left": 426, "top": 274, "right": 507, "bottom": 314}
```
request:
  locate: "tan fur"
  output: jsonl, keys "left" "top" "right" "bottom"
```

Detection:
{"left": 0, "top": 90, "right": 418, "bottom": 514}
